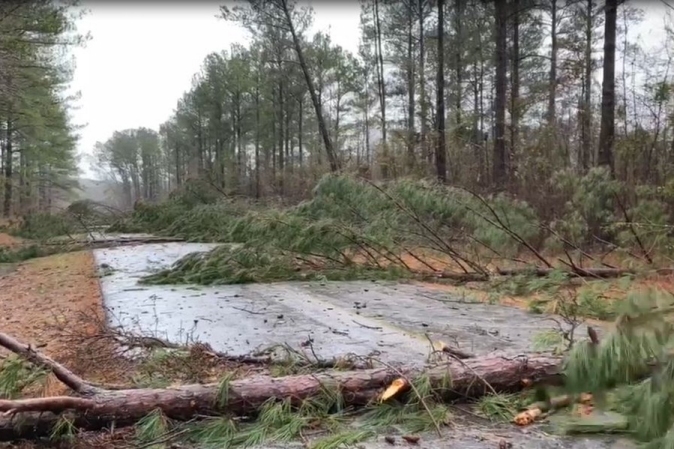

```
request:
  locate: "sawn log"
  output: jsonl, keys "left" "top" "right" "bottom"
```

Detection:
{"left": 0, "top": 352, "right": 563, "bottom": 440}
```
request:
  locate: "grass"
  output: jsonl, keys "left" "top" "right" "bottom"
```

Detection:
{"left": 127, "top": 370, "right": 458, "bottom": 449}
{"left": 0, "top": 355, "right": 48, "bottom": 399}
{"left": 136, "top": 409, "right": 171, "bottom": 448}
{"left": 50, "top": 416, "right": 77, "bottom": 443}
{"left": 0, "top": 243, "right": 86, "bottom": 264}
{"left": 476, "top": 393, "right": 527, "bottom": 422}
{"left": 178, "top": 398, "right": 452, "bottom": 449}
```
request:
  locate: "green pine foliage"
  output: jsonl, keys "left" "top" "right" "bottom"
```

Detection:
{"left": 119, "top": 171, "right": 674, "bottom": 286}
{"left": 134, "top": 175, "right": 547, "bottom": 285}
{"left": 175, "top": 373, "right": 451, "bottom": 449}
{"left": 0, "top": 2, "right": 87, "bottom": 217}
{"left": 562, "top": 289, "right": 674, "bottom": 447}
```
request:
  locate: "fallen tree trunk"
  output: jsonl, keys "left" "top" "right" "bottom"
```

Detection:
{"left": 44, "top": 236, "right": 185, "bottom": 248}
{"left": 0, "top": 330, "right": 564, "bottom": 440}
{"left": 432, "top": 271, "right": 489, "bottom": 283}
{"left": 434, "top": 266, "right": 644, "bottom": 283}
{"left": 496, "top": 266, "right": 635, "bottom": 279}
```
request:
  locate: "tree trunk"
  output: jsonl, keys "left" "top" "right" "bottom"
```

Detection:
{"left": 285, "top": 92, "right": 292, "bottom": 175}
{"left": 365, "top": 80, "right": 371, "bottom": 166}
{"left": 255, "top": 75, "right": 261, "bottom": 199}
{"left": 455, "top": 0, "right": 463, "bottom": 128}
{"left": 0, "top": 352, "right": 562, "bottom": 440}
{"left": 236, "top": 93, "right": 244, "bottom": 189}
{"left": 548, "top": 0, "right": 558, "bottom": 125}
{"left": 3, "top": 119, "right": 12, "bottom": 217}
{"left": 510, "top": 0, "right": 520, "bottom": 182}
{"left": 406, "top": 2, "right": 416, "bottom": 171}
{"left": 18, "top": 148, "right": 28, "bottom": 215}
{"left": 493, "top": 0, "right": 508, "bottom": 188}
{"left": 278, "top": 81, "right": 285, "bottom": 194}
{"left": 418, "top": 0, "right": 429, "bottom": 166}
{"left": 581, "top": 0, "right": 593, "bottom": 171}
{"left": 435, "top": 0, "right": 447, "bottom": 183}
{"left": 597, "top": 0, "right": 617, "bottom": 175}
{"left": 374, "top": 0, "right": 388, "bottom": 178}
{"left": 175, "top": 143, "right": 182, "bottom": 188}
{"left": 280, "top": 0, "right": 339, "bottom": 172}
{"left": 334, "top": 81, "right": 342, "bottom": 153}
{"left": 298, "top": 95, "right": 304, "bottom": 168}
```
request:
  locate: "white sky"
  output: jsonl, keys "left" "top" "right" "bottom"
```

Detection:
{"left": 71, "top": 1, "right": 361, "bottom": 177}
{"left": 70, "top": 1, "right": 668, "bottom": 178}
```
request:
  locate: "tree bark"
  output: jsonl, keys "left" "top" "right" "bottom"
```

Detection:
{"left": 597, "top": 0, "right": 617, "bottom": 175}
{"left": 496, "top": 266, "right": 637, "bottom": 278}
{"left": 278, "top": 80, "right": 285, "bottom": 194}
{"left": 406, "top": 1, "right": 416, "bottom": 171}
{"left": 418, "top": 0, "right": 429, "bottom": 166}
{"left": 255, "top": 70, "right": 261, "bottom": 198}
{"left": 493, "top": 0, "right": 508, "bottom": 188}
{"left": 548, "top": 0, "right": 558, "bottom": 125}
{"left": 3, "top": 119, "right": 13, "bottom": 217}
{"left": 435, "top": 0, "right": 447, "bottom": 183}
{"left": 280, "top": 0, "right": 340, "bottom": 172}
{"left": 0, "top": 344, "right": 562, "bottom": 440}
{"left": 373, "top": 0, "right": 388, "bottom": 178}
{"left": 434, "top": 265, "right": 646, "bottom": 282}
{"left": 454, "top": 0, "right": 463, "bottom": 129}
{"left": 510, "top": 0, "right": 520, "bottom": 182}
{"left": 581, "top": 0, "right": 593, "bottom": 171}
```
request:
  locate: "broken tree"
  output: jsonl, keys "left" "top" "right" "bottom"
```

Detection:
{"left": 0, "top": 332, "right": 563, "bottom": 441}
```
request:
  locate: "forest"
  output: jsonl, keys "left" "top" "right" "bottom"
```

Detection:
{"left": 89, "top": 0, "right": 673, "bottom": 209}
{"left": 4, "top": 0, "right": 674, "bottom": 448}
{"left": 0, "top": 1, "right": 84, "bottom": 219}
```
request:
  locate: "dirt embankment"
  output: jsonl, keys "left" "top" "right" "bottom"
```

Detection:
{"left": 0, "top": 232, "right": 21, "bottom": 248}
{"left": 0, "top": 251, "right": 130, "bottom": 395}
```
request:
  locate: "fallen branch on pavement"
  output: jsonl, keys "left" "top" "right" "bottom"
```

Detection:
{"left": 52, "top": 308, "right": 375, "bottom": 370}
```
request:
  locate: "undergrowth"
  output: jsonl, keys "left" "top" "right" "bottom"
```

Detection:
{"left": 0, "top": 355, "right": 48, "bottom": 399}
{"left": 0, "top": 243, "right": 85, "bottom": 264}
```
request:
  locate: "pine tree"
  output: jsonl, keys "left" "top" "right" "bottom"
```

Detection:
{"left": 564, "top": 289, "right": 674, "bottom": 448}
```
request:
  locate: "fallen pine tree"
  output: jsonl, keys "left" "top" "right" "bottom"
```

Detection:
{"left": 432, "top": 265, "right": 674, "bottom": 284}
{"left": 495, "top": 267, "right": 636, "bottom": 279}
{"left": 0, "top": 331, "right": 563, "bottom": 441}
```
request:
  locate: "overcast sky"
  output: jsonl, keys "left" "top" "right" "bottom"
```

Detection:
{"left": 70, "top": 1, "right": 669, "bottom": 178}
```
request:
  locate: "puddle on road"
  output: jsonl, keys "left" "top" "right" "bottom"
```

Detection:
{"left": 94, "top": 241, "right": 580, "bottom": 365}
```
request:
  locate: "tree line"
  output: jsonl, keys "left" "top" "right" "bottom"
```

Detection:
{"left": 93, "top": 0, "right": 673, "bottom": 212}
{"left": 0, "top": 1, "right": 86, "bottom": 218}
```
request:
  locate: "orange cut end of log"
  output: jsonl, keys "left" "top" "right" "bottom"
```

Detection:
{"left": 379, "top": 378, "right": 410, "bottom": 402}
{"left": 513, "top": 408, "right": 542, "bottom": 426}
{"left": 579, "top": 392, "right": 593, "bottom": 404}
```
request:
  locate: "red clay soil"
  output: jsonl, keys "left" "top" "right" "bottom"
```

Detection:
{"left": 0, "top": 232, "right": 21, "bottom": 248}
{"left": 0, "top": 251, "right": 130, "bottom": 396}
